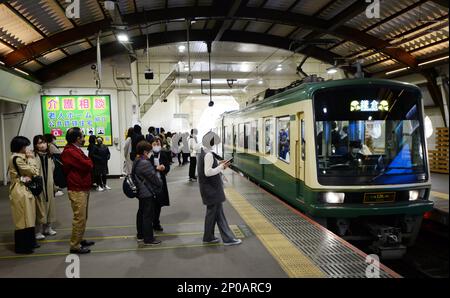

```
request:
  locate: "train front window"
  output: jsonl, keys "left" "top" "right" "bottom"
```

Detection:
{"left": 314, "top": 85, "right": 427, "bottom": 185}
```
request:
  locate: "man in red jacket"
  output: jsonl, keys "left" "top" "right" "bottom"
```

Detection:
{"left": 61, "top": 127, "right": 94, "bottom": 254}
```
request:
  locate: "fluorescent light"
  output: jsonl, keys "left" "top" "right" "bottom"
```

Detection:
{"left": 385, "top": 67, "right": 409, "bottom": 75}
{"left": 14, "top": 68, "right": 29, "bottom": 76}
{"left": 117, "top": 34, "right": 129, "bottom": 42}
{"left": 327, "top": 67, "right": 338, "bottom": 74}
{"left": 418, "top": 56, "right": 449, "bottom": 66}
{"left": 0, "top": 60, "right": 4, "bottom": 65}
{"left": 276, "top": 65, "right": 282, "bottom": 71}
{"left": 258, "top": 79, "right": 263, "bottom": 85}
{"left": 178, "top": 45, "right": 186, "bottom": 52}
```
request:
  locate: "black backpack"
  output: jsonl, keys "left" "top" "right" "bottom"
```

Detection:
{"left": 122, "top": 160, "right": 140, "bottom": 199}
{"left": 12, "top": 156, "right": 44, "bottom": 197}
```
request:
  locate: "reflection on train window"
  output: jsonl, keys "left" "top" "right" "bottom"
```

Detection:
{"left": 264, "top": 118, "right": 274, "bottom": 155}
{"left": 277, "top": 117, "right": 290, "bottom": 163}
{"left": 250, "top": 121, "right": 259, "bottom": 152}
{"left": 238, "top": 123, "right": 244, "bottom": 149}
{"left": 301, "top": 119, "right": 305, "bottom": 161}
{"left": 244, "top": 122, "right": 250, "bottom": 150}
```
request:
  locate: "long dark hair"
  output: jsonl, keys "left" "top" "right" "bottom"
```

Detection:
{"left": 33, "top": 135, "right": 50, "bottom": 156}
{"left": 126, "top": 127, "right": 134, "bottom": 139}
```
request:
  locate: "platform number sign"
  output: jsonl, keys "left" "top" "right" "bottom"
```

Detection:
{"left": 41, "top": 95, "right": 113, "bottom": 147}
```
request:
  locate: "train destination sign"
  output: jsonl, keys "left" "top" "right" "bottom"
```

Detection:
{"left": 350, "top": 100, "right": 389, "bottom": 112}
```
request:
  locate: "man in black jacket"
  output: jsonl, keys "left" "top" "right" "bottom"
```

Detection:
{"left": 133, "top": 140, "right": 163, "bottom": 246}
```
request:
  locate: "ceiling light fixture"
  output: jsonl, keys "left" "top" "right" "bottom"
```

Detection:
{"left": 117, "top": 33, "right": 129, "bottom": 42}
{"left": 326, "top": 67, "right": 338, "bottom": 74}
{"left": 385, "top": 67, "right": 410, "bottom": 75}
{"left": 276, "top": 64, "right": 282, "bottom": 71}
{"left": 178, "top": 45, "right": 186, "bottom": 53}
{"left": 14, "top": 67, "right": 29, "bottom": 76}
{"left": 418, "top": 55, "right": 449, "bottom": 66}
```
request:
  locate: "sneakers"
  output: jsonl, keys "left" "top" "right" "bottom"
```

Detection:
{"left": 44, "top": 227, "right": 57, "bottom": 236}
{"left": 189, "top": 177, "right": 197, "bottom": 182}
{"left": 104, "top": 185, "right": 112, "bottom": 190}
{"left": 96, "top": 186, "right": 105, "bottom": 192}
{"left": 223, "top": 239, "right": 242, "bottom": 246}
{"left": 70, "top": 247, "right": 91, "bottom": 254}
{"left": 143, "top": 239, "right": 162, "bottom": 246}
{"left": 54, "top": 190, "right": 64, "bottom": 197}
{"left": 136, "top": 237, "right": 144, "bottom": 243}
{"left": 35, "top": 232, "right": 45, "bottom": 240}
{"left": 203, "top": 237, "right": 220, "bottom": 244}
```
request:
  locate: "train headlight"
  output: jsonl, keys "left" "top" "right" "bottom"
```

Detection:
{"left": 323, "top": 192, "right": 345, "bottom": 204}
{"left": 409, "top": 190, "right": 420, "bottom": 201}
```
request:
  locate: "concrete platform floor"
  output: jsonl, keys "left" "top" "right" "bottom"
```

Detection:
{"left": 0, "top": 165, "right": 287, "bottom": 278}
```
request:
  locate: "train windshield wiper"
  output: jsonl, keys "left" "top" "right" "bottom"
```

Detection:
{"left": 369, "top": 166, "right": 413, "bottom": 183}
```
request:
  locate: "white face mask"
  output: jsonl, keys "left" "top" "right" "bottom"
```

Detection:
{"left": 153, "top": 146, "right": 161, "bottom": 153}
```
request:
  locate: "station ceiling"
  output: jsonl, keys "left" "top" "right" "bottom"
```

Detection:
{"left": 0, "top": 0, "right": 448, "bottom": 84}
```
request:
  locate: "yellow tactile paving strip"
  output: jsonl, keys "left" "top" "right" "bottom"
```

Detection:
{"left": 225, "top": 187, "right": 325, "bottom": 278}
{"left": 431, "top": 191, "right": 449, "bottom": 200}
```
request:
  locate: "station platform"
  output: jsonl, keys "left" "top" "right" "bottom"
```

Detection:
{"left": 428, "top": 173, "right": 449, "bottom": 226}
{"left": 0, "top": 165, "right": 400, "bottom": 278}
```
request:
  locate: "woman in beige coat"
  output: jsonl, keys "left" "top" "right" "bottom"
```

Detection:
{"left": 33, "top": 135, "right": 57, "bottom": 240}
{"left": 9, "top": 136, "right": 40, "bottom": 254}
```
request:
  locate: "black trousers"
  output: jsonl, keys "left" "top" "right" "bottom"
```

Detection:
{"left": 182, "top": 153, "right": 189, "bottom": 164}
{"left": 136, "top": 198, "right": 155, "bottom": 243}
{"left": 177, "top": 153, "right": 182, "bottom": 165}
{"left": 14, "top": 227, "right": 36, "bottom": 254}
{"left": 96, "top": 173, "right": 107, "bottom": 188}
{"left": 189, "top": 156, "right": 197, "bottom": 179}
{"left": 153, "top": 201, "right": 162, "bottom": 227}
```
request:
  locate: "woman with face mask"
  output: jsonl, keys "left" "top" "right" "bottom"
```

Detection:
{"left": 92, "top": 136, "right": 111, "bottom": 191}
{"left": 149, "top": 138, "right": 171, "bottom": 231}
{"left": 33, "top": 135, "right": 57, "bottom": 240}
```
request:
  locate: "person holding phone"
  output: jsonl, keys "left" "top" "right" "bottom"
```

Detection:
{"left": 197, "top": 131, "right": 242, "bottom": 246}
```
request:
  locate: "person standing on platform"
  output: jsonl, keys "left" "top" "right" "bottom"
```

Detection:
{"left": 146, "top": 126, "right": 156, "bottom": 143}
{"left": 188, "top": 128, "right": 199, "bottom": 182}
{"left": 123, "top": 127, "right": 134, "bottom": 175}
{"left": 150, "top": 138, "right": 171, "bottom": 231}
{"left": 134, "top": 141, "right": 163, "bottom": 246}
{"left": 8, "top": 136, "right": 41, "bottom": 254}
{"left": 130, "top": 125, "right": 145, "bottom": 161}
{"left": 33, "top": 135, "right": 57, "bottom": 240}
{"left": 45, "top": 134, "right": 65, "bottom": 197}
{"left": 92, "top": 136, "right": 111, "bottom": 191}
{"left": 197, "top": 132, "right": 242, "bottom": 246}
{"left": 61, "top": 127, "right": 95, "bottom": 254}
{"left": 181, "top": 132, "right": 190, "bottom": 165}
{"left": 87, "top": 135, "right": 97, "bottom": 188}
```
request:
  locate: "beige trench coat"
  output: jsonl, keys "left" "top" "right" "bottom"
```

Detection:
{"left": 8, "top": 153, "right": 39, "bottom": 230}
{"left": 35, "top": 153, "right": 56, "bottom": 224}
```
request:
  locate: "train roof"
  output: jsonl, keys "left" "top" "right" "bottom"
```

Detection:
{"left": 226, "top": 78, "right": 420, "bottom": 117}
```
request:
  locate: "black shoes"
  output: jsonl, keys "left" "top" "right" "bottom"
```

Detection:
{"left": 143, "top": 239, "right": 162, "bottom": 246}
{"left": 80, "top": 240, "right": 95, "bottom": 247}
{"left": 153, "top": 225, "right": 163, "bottom": 232}
{"left": 70, "top": 247, "right": 91, "bottom": 254}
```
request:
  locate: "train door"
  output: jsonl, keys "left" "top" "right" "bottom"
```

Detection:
{"left": 296, "top": 113, "right": 305, "bottom": 198}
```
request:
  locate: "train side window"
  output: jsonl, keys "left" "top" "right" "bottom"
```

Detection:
{"left": 264, "top": 118, "right": 274, "bottom": 155}
{"left": 277, "top": 116, "right": 290, "bottom": 163}
{"left": 238, "top": 123, "right": 244, "bottom": 150}
{"left": 301, "top": 119, "right": 305, "bottom": 161}
{"left": 249, "top": 121, "right": 258, "bottom": 152}
{"left": 244, "top": 122, "right": 250, "bottom": 150}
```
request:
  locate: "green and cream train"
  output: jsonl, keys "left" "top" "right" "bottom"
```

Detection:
{"left": 214, "top": 78, "right": 434, "bottom": 257}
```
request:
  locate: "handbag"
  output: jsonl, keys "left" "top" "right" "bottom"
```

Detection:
{"left": 13, "top": 156, "right": 44, "bottom": 197}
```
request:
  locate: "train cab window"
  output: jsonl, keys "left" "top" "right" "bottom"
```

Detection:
{"left": 264, "top": 118, "right": 274, "bottom": 155}
{"left": 314, "top": 86, "right": 427, "bottom": 185}
{"left": 277, "top": 117, "right": 290, "bottom": 163}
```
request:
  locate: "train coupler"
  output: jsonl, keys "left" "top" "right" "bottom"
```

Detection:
{"left": 367, "top": 224, "right": 407, "bottom": 259}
